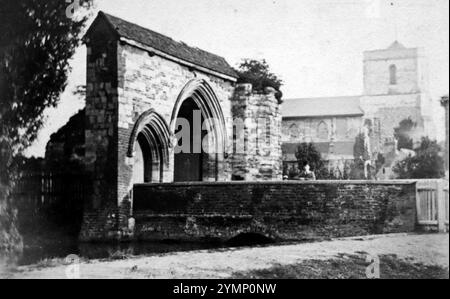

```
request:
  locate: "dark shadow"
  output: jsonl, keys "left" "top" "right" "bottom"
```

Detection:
{"left": 226, "top": 233, "right": 275, "bottom": 247}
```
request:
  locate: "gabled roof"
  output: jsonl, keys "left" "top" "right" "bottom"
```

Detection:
{"left": 282, "top": 96, "right": 363, "bottom": 118}
{"left": 86, "top": 12, "right": 237, "bottom": 79}
{"left": 388, "top": 41, "right": 406, "bottom": 50}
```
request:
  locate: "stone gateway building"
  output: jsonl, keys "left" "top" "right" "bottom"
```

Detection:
{"left": 46, "top": 12, "right": 283, "bottom": 240}
{"left": 282, "top": 41, "right": 442, "bottom": 179}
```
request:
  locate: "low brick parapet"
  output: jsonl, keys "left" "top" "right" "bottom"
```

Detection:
{"left": 132, "top": 181, "right": 417, "bottom": 241}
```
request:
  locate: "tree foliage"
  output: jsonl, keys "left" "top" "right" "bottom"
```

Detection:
{"left": 393, "top": 137, "right": 445, "bottom": 179}
{"left": 0, "top": 0, "right": 92, "bottom": 156}
{"left": 353, "top": 133, "right": 369, "bottom": 160}
{"left": 0, "top": 0, "right": 92, "bottom": 252}
{"left": 394, "top": 118, "right": 416, "bottom": 150}
{"left": 235, "top": 59, "right": 283, "bottom": 101}
{"left": 294, "top": 143, "right": 331, "bottom": 179}
{"left": 349, "top": 133, "right": 368, "bottom": 179}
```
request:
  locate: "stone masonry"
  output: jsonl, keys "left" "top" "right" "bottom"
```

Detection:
{"left": 231, "top": 84, "right": 283, "bottom": 181}
{"left": 78, "top": 12, "right": 283, "bottom": 241}
{"left": 282, "top": 41, "right": 445, "bottom": 178}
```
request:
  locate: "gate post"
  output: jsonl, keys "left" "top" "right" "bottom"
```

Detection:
{"left": 436, "top": 180, "right": 446, "bottom": 233}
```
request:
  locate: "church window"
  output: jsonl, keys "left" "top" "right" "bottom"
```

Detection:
{"left": 317, "top": 121, "right": 329, "bottom": 140}
{"left": 289, "top": 124, "right": 299, "bottom": 140}
{"left": 389, "top": 64, "right": 397, "bottom": 85}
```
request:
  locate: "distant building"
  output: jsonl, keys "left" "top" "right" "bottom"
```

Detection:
{"left": 282, "top": 96, "right": 363, "bottom": 170}
{"left": 282, "top": 41, "right": 443, "bottom": 178}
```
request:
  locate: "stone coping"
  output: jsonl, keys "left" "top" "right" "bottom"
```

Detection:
{"left": 134, "top": 180, "right": 419, "bottom": 188}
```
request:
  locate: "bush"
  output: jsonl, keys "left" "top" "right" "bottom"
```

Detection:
{"left": 394, "top": 118, "right": 416, "bottom": 150}
{"left": 393, "top": 137, "right": 445, "bottom": 179}
{"left": 294, "top": 143, "right": 331, "bottom": 179}
{"left": 235, "top": 59, "right": 283, "bottom": 101}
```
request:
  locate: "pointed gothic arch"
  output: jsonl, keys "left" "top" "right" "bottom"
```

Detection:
{"left": 170, "top": 79, "right": 227, "bottom": 181}
{"left": 127, "top": 109, "right": 171, "bottom": 183}
{"left": 389, "top": 64, "right": 397, "bottom": 85}
{"left": 317, "top": 121, "right": 329, "bottom": 140}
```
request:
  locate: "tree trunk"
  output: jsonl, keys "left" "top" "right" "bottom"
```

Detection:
{"left": 0, "top": 139, "right": 23, "bottom": 256}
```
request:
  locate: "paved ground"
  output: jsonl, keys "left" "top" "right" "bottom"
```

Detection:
{"left": 2, "top": 233, "right": 448, "bottom": 279}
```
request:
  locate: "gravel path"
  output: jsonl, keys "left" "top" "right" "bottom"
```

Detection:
{"left": 3, "top": 233, "right": 448, "bottom": 279}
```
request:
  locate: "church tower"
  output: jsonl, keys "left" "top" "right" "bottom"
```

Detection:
{"left": 360, "top": 41, "right": 437, "bottom": 157}
{"left": 363, "top": 41, "right": 429, "bottom": 96}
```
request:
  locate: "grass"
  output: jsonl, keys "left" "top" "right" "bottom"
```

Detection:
{"left": 232, "top": 254, "right": 449, "bottom": 279}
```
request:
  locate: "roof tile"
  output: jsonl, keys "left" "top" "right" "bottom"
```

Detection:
{"left": 92, "top": 12, "right": 237, "bottom": 79}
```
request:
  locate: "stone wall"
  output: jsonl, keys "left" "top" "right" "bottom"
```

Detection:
{"left": 132, "top": 181, "right": 417, "bottom": 241}
{"left": 282, "top": 116, "right": 362, "bottom": 164}
{"left": 231, "top": 84, "right": 283, "bottom": 181}
{"left": 362, "top": 43, "right": 439, "bottom": 144}
{"left": 116, "top": 42, "right": 236, "bottom": 204}
{"left": 79, "top": 15, "right": 282, "bottom": 241}
{"left": 80, "top": 20, "right": 122, "bottom": 241}
{"left": 363, "top": 45, "right": 426, "bottom": 96}
{"left": 83, "top": 21, "right": 120, "bottom": 212}
{"left": 45, "top": 109, "right": 85, "bottom": 169}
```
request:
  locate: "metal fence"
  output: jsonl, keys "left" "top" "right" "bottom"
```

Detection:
{"left": 12, "top": 172, "right": 88, "bottom": 215}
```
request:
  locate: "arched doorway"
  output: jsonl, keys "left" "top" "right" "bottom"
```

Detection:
{"left": 132, "top": 130, "right": 164, "bottom": 184}
{"left": 128, "top": 110, "right": 171, "bottom": 184}
{"left": 174, "top": 98, "right": 205, "bottom": 182}
{"left": 171, "top": 79, "right": 227, "bottom": 182}
{"left": 132, "top": 136, "right": 145, "bottom": 184}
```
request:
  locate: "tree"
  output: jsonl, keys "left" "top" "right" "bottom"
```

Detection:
{"left": 235, "top": 59, "right": 283, "bottom": 101}
{"left": 353, "top": 133, "right": 369, "bottom": 161}
{"left": 0, "top": 0, "right": 93, "bottom": 252}
{"left": 294, "top": 143, "right": 329, "bottom": 179}
{"left": 393, "top": 137, "right": 445, "bottom": 179}
{"left": 350, "top": 133, "right": 369, "bottom": 179}
{"left": 394, "top": 118, "right": 416, "bottom": 150}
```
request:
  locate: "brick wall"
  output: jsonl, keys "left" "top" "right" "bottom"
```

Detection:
{"left": 132, "top": 181, "right": 417, "bottom": 241}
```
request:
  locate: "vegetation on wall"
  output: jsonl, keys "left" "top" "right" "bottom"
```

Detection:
{"left": 393, "top": 137, "right": 445, "bottom": 179}
{"left": 235, "top": 59, "right": 283, "bottom": 101}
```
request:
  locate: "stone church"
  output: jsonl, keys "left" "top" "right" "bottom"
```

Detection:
{"left": 282, "top": 41, "right": 441, "bottom": 178}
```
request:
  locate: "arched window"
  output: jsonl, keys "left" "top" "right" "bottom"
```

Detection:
{"left": 389, "top": 64, "right": 397, "bottom": 85}
{"left": 317, "top": 121, "right": 329, "bottom": 140}
{"left": 289, "top": 124, "right": 299, "bottom": 140}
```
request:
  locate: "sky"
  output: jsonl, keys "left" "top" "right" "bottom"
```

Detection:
{"left": 24, "top": 0, "right": 449, "bottom": 157}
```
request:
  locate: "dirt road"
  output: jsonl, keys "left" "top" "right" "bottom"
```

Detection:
{"left": 3, "top": 233, "right": 448, "bottom": 279}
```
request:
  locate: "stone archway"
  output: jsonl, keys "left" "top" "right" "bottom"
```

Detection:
{"left": 171, "top": 79, "right": 227, "bottom": 182}
{"left": 127, "top": 109, "right": 171, "bottom": 183}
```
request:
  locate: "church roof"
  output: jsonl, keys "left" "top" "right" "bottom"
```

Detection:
{"left": 388, "top": 41, "right": 406, "bottom": 50}
{"left": 282, "top": 96, "right": 363, "bottom": 118}
{"left": 87, "top": 12, "right": 238, "bottom": 79}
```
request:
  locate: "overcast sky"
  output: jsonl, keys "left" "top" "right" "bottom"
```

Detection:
{"left": 25, "top": 0, "right": 449, "bottom": 157}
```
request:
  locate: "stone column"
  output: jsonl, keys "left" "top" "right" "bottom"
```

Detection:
{"left": 231, "top": 84, "right": 283, "bottom": 181}
{"left": 80, "top": 27, "right": 122, "bottom": 241}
